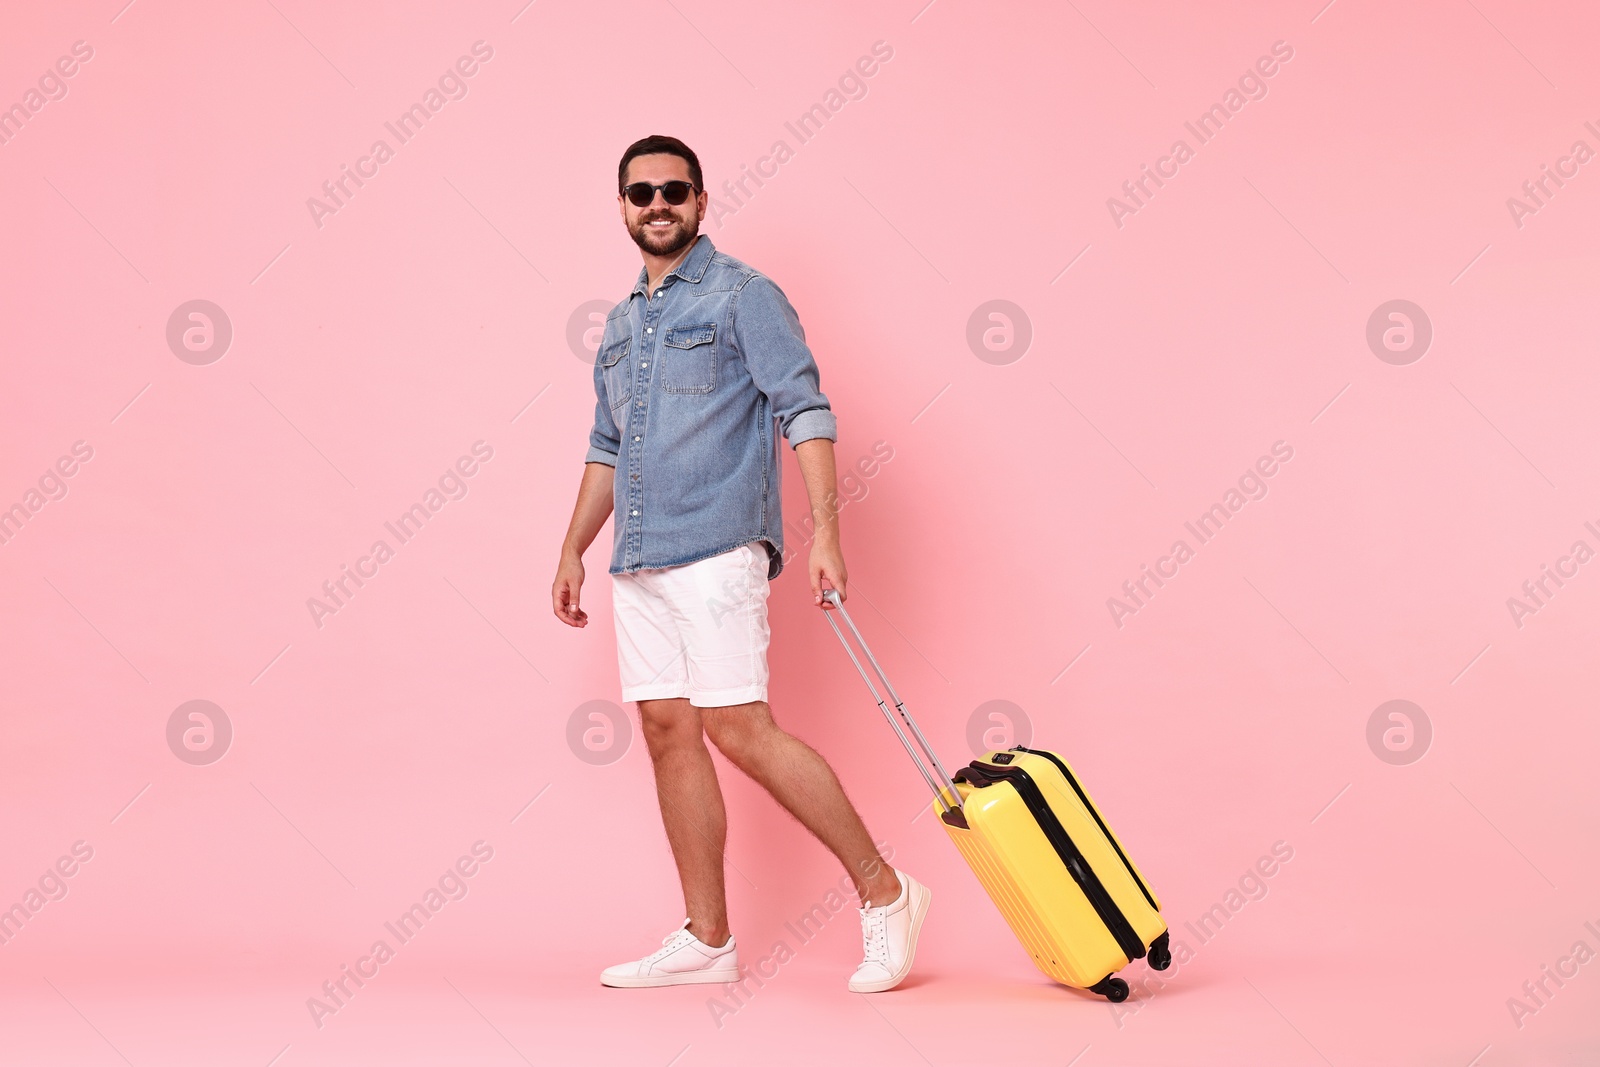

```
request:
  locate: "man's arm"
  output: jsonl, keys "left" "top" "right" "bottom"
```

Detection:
{"left": 730, "top": 276, "right": 837, "bottom": 446}
{"left": 557, "top": 330, "right": 625, "bottom": 628}
{"left": 729, "top": 275, "right": 848, "bottom": 606}
{"left": 553, "top": 461, "right": 615, "bottom": 627}
{"left": 795, "top": 438, "right": 848, "bottom": 608}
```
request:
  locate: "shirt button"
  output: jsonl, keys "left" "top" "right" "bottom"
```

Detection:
{"left": 655, "top": 290, "right": 663, "bottom": 297}
{"left": 646, "top": 327, "right": 654, "bottom": 334}
{"left": 641, "top": 362, "right": 648, "bottom": 368}
{"left": 633, "top": 435, "right": 640, "bottom": 441}
{"left": 631, "top": 509, "right": 639, "bottom": 516}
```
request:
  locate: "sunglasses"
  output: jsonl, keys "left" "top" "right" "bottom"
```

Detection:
{"left": 622, "top": 180, "right": 699, "bottom": 207}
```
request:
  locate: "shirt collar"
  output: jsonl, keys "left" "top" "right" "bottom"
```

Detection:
{"left": 631, "top": 233, "right": 715, "bottom": 296}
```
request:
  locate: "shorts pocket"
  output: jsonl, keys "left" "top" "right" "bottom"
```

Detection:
{"left": 662, "top": 323, "right": 716, "bottom": 394}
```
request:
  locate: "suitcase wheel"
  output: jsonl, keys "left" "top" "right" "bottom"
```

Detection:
{"left": 1147, "top": 931, "right": 1172, "bottom": 971}
{"left": 1089, "top": 976, "right": 1130, "bottom": 1002}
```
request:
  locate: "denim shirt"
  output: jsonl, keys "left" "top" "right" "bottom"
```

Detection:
{"left": 585, "top": 235, "right": 836, "bottom": 580}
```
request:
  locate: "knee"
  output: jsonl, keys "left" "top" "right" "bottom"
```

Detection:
{"left": 703, "top": 702, "right": 779, "bottom": 766}
{"left": 637, "top": 700, "right": 702, "bottom": 757}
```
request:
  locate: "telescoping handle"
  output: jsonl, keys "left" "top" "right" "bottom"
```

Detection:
{"left": 819, "top": 589, "right": 963, "bottom": 816}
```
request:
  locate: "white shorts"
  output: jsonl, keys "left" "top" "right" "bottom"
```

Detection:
{"left": 611, "top": 542, "right": 772, "bottom": 707}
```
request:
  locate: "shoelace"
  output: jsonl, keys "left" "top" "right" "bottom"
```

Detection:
{"left": 644, "top": 922, "right": 695, "bottom": 963}
{"left": 859, "top": 905, "right": 890, "bottom": 965}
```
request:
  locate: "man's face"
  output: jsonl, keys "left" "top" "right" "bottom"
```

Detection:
{"left": 619, "top": 153, "right": 707, "bottom": 258}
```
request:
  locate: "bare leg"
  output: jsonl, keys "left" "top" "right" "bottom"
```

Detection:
{"left": 701, "top": 700, "right": 901, "bottom": 906}
{"left": 637, "top": 697, "right": 731, "bottom": 948}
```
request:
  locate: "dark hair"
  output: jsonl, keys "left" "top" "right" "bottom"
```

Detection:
{"left": 618, "top": 135, "right": 703, "bottom": 193}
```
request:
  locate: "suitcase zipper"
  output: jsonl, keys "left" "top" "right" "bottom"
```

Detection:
{"left": 1013, "top": 746, "right": 1160, "bottom": 914}
{"left": 956, "top": 761, "right": 1146, "bottom": 963}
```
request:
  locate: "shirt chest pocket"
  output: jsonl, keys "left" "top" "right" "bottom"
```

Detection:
{"left": 598, "top": 336, "right": 632, "bottom": 412}
{"left": 662, "top": 323, "right": 717, "bottom": 395}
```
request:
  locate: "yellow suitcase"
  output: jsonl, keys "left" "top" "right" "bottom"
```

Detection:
{"left": 821, "top": 592, "right": 1171, "bottom": 1001}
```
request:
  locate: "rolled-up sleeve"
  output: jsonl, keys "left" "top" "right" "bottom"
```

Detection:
{"left": 730, "top": 275, "right": 837, "bottom": 447}
{"left": 585, "top": 357, "right": 620, "bottom": 466}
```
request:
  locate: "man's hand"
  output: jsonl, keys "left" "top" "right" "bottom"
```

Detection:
{"left": 552, "top": 553, "right": 588, "bottom": 627}
{"left": 810, "top": 535, "right": 848, "bottom": 609}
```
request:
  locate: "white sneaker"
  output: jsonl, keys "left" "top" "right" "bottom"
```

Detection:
{"left": 848, "top": 869, "right": 931, "bottom": 993}
{"left": 599, "top": 918, "right": 740, "bottom": 988}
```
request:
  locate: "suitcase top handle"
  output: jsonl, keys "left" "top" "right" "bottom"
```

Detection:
{"left": 819, "top": 589, "right": 963, "bottom": 817}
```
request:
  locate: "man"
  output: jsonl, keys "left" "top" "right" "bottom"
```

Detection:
{"left": 552, "top": 135, "right": 929, "bottom": 993}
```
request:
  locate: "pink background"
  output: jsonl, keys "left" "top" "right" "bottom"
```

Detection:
{"left": 3, "top": 1, "right": 1598, "bottom": 1064}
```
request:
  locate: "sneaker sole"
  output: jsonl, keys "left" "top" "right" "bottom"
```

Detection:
{"left": 848, "top": 880, "right": 931, "bottom": 993}
{"left": 600, "top": 967, "right": 741, "bottom": 989}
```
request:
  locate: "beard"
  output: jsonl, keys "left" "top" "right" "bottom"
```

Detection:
{"left": 628, "top": 209, "right": 700, "bottom": 257}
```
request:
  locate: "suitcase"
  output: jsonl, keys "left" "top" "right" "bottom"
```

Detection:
{"left": 819, "top": 590, "right": 1171, "bottom": 1001}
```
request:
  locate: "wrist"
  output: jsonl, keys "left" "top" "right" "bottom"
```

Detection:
{"left": 810, "top": 527, "right": 840, "bottom": 549}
